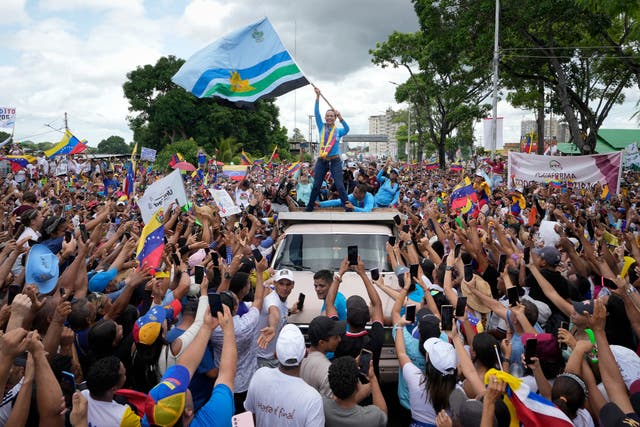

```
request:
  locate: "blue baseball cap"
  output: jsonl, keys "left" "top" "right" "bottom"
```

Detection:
{"left": 25, "top": 244, "right": 59, "bottom": 294}
{"left": 88, "top": 268, "right": 118, "bottom": 292}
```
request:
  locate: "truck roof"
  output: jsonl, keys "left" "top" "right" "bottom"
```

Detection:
{"left": 277, "top": 210, "right": 400, "bottom": 226}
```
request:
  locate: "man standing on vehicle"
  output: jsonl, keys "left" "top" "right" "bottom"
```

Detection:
{"left": 305, "top": 87, "right": 350, "bottom": 212}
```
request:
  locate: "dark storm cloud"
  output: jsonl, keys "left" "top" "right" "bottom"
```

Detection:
{"left": 230, "top": 0, "right": 420, "bottom": 81}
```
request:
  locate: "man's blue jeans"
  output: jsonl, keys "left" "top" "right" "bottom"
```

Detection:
{"left": 305, "top": 157, "right": 349, "bottom": 211}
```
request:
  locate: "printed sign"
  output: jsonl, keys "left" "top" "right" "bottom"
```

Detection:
{"left": 138, "top": 169, "right": 188, "bottom": 223}
{"left": 210, "top": 188, "right": 241, "bottom": 217}
{"left": 140, "top": 147, "right": 157, "bottom": 162}
{"left": 508, "top": 151, "right": 622, "bottom": 193}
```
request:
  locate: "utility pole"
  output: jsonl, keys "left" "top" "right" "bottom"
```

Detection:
{"left": 490, "top": 0, "right": 500, "bottom": 157}
{"left": 407, "top": 107, "right": 411, "bottom": 162}
{"left": 64, "top": 112, "right": 68, "bottom": 131}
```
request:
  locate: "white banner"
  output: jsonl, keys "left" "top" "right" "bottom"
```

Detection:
{"left": 482, "top": 117, "right": 503, "bottom": 150}
{"left": 0, "top": 107, "right": 16, "bottom": 129}
{"left": 138, "top": 169, "right": 188, "bottom": 223}
{"left": 508, "top": 151, "right": 623, "bottom": 193}
{"left": 210, "top": 189, "right": 241, "bottom": 217}
{"left": 140, "top": 147, "right": 157, "bottom": 162}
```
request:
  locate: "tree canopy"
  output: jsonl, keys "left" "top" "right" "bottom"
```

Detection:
{"left": 123, "top": 56, "right": 289, "bottom": 158}
{"left": 96, "top": 135, "right": 130, "bottom": 154}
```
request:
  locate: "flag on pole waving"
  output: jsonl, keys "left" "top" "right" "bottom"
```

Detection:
{"left": 172, "top": 17, "right": 309, "bottom": 107}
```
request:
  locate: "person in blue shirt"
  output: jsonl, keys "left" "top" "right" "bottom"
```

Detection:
{"left": 311, "top": 270, "right": 347, "bottom": 321}
{"left": 305, "top": 86, "right": 350, "bottom": 212}
{"left": 317, "top": 184, "right": 374, "bottom": 212}
{"left": 374, "top": 162, "right": 400, "bottom": 208}
{"left": 197, "top": 148, "right": 207, "bottom": 170}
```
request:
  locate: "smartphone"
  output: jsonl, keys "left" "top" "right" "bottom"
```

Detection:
{"left": 405, "top": 305, "right": 417, "bottom": 323}
{"left": 252, "top": 248, "right": 263, "bottom": 263}
{"left": 410, "top": 263, "right": 419, "bottom": 278}
{"left": 464, "top": 264, "right": 474, "bottom": 282}
{"left": 65, "top": 230, "right": 72, "bottom": 243}
{"left": 177, "top": 237, "right": 187, "bottom": 248}
{"left": 171, "top": 252, "right": 181, "bottom": 266}
{"left": 507, "top": 286, "right": 520, "bottom": 307}
{"left": 358, "top": 348, "right": 373, "bottom": 377}
{"left": 393, "top": 214, "right": 402, "bottom": 226}
{"left": 124, "top": 231, "right": 131, "bottom": 240}
{"left": 77, "top": 381, "right": 88, "bottom": 391}
{"left": 347, "top": 245, "right": 358, "bottom": 266}
{"left": 497, "top": 253, "right": 507, "bottom": 273}
{"left": 388, "top": 236, "right": 396, "bottom": 246}
{"left": 7, "top": 284, "right": 20, "bottom": 305}
{"left": 524, "top": 338, "right": 538, "bottom": 364}
{"left": 79, "top": 224, "right": 89, "bottom": 242}
{"left": 296, "top": 293, "right": 305, "bottom": 311}
{"left": 428, "top": 218, "right": 435, "bottom": 231}
{"left": 208, "top": 292, "right": 223, "bottom": 315}
{"left": 60, "top": 371, "right": 76, "bottom": 403}
{"left": 211, "top": 251, "right": 219, "bottom": 267}
{"left": 455, "top": 296, "right": 467, "bottom": 317}
{"left": 231, "top": 411, "right": 255, "bottom": 427}
{"left": 402, "top": 224, "right": 410, "bottom": 233}
{"left": 370, "top": 268, "right": 380, "bottom": 281}
{"left": 441, "top": 305, "right": 454, "bottom": 331}
{"left": 559, "top": 321, "right": 569, "bottom": 350}
{"left": 454, "top": 243, "right": 462, "bottom": 258}
{"left": 602, "top": 277, "right": 618, "bottom": 290}
{"left": 194, "top": 266, "right": 205, "bottom": 285}
{"left": 523, "top": 247, "right": 530, "bottom": 264}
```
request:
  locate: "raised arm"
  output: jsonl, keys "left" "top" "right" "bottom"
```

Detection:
{"left": 355, "top": 257, "right": 383, "bottom": 323}
{"left": 526, "top": 263, "right": 573, "bottom": 316}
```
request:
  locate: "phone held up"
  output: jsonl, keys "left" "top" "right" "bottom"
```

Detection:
{"left": 358, "top": 348, "right": 373, "bottom": 383}
{"left": 347, "top": 246, "right": 358, "bottom": 266}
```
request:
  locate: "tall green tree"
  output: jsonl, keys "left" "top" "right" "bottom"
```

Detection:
{"left": 458, "top": 0, "right": 636, "bottom": 153}
{"left": 123, "top": 56, "right": 289, "bottom": 157}
{"left": 371, "top": 2, "right": 493, "bottom": 167}
{"left": 97, "top": 135, "right": 129, "bottom": 154}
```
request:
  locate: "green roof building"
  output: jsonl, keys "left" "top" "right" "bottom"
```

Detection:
{"left": 557, "top": 129, "right": 640, "bottom": 154}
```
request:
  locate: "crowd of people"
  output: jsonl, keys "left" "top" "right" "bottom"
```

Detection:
{"left": 0, "top": 92, "right": 639, "bottom": 426}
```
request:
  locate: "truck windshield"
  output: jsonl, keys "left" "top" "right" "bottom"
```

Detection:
{"left": 274, "top": 233, "right": 392, "bottom": 272}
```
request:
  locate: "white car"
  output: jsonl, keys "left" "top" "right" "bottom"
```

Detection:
{"left": 272, "top": 210, "right": 402, "bottom": 383}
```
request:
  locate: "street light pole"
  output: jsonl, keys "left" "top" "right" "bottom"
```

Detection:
{"left": 490, "top": 0, "right": 500, "bottom": 156}
{"left": 407, "top": 107, "right": 411, "bottom": 162}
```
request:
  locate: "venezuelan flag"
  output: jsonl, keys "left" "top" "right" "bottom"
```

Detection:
{"left": 223, "top": 165, "right": 247, "bottom": 181}
{"left": 287, "top": 161, "right": 301, "bottom": 176}
{"left": 450, "top": 177, "right": 477, "bottom": 211}
{"left": 44, "top": 130, "right": 86, "bottom": 157}
{"left": 549, "top": 180, "right": 563, "bottom": 189}
{"left": 168, "top": 153, "right": 184, "bottom": 168}
{"left": 0, "top": 155, "right": 36, "bottom": 173}
{"left": 425, "top": 162, "right": 439, "bottom": 170}
{"left": 484, "top": 369, "right": 573, "bottom": 427}
{"left": 240, "top": 150, "right": 252, "bottom": 165}
{"left": 450, "top": 163, "right": 463, "bottom": 172}
{"left": 136, "top": 210, "right": 165, "bottom": 271}
{"left": 253, "top": 159, "right": 264, "bottom": 165}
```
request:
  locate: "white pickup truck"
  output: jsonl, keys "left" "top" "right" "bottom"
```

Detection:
{"left": 272, "top": 210, "right": 402, "bottom": 383}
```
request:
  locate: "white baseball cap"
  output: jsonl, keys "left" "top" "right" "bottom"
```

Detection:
{"left": 274, "top": 269, "right": 294, "bottom": 282}
{"left": 276, "top": 324, "right": 306, "bottom": 366}
{"left": 423, "top": 337, "right": 457, "bottom": 375}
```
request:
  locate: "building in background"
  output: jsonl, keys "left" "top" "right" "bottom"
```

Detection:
{"left": 368, "top": 109, "right": 400, "bottom": 158}
{"left": 520, "top": 118, "right": 569, "bottom": 143}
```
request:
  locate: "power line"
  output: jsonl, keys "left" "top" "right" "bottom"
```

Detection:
{"left": 501, "top": 45, "right": 637, "bottom": 51}
{"left": 503, "top": 54, "right": 640, "bottom": 59}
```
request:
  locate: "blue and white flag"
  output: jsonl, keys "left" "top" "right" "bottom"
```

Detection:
{"left": 172, "top": 17, "right": 309, "bottom": 107}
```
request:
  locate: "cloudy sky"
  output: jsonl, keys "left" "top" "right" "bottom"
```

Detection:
{"left": 1, "top": 0, "right": 637, "bottom": 150}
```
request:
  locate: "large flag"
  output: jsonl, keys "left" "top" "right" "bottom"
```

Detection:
{"left": 484, "top": 369, "right": 573, "bottom": 427}
{"left": 171, "top": 17, "right": 309, "bottom": 108}
{"left": 44, "top": 130, "right": 87, "bottom": 157}
{"left": 136, "top": 209, "right": 165, "bottom": 271}
{"left": 124, "top": 161, "right": 135, "bottom": 198}
{"left": 0, "top": 155, "right": 36, "bottom": 173}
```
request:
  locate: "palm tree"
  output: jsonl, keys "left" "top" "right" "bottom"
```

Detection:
{"left": 214, "top": 136, "right": 241, "bottom": 163}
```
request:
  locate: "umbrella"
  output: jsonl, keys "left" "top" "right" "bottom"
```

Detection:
{"left": 172, "top": 161, "right": 196, "bottom": 171}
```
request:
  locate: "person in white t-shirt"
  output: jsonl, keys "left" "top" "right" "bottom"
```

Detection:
{"left": 256, "top": 269, "right": 294, "bottom": 368}
{"left": 245, "top": 324, "right": 324, "bottom": 427}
